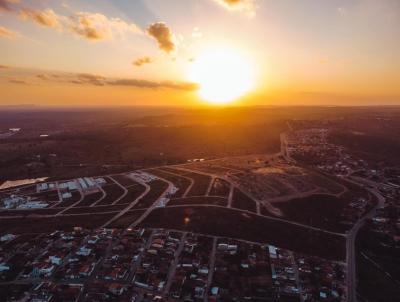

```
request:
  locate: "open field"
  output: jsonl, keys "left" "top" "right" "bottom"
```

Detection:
{"left": 114, "top": 184, "right": 146, "bottom": 205}
{"left": 108, "top": 209, "right": 146, "bottom": 229}
{"left": 0, "top": 213, "right": 116, "bottom": 234}
{"left": 209, "top": 178, "right": 231, "bottom": 197}
{"left": 133, "top": 179, "right": 168, "bottom": 209}
{"left": 74, "top": 191, "right": 103, "bottom": 207}
{"left": 96, "top": 183, "right": 124, "bottom": 205}
{"left": 267, "top": 194, "right": 349, "bottom": 232}
{"left": 62, "top": 204, "right": 127, "bottom": 215}
{"left": 111, "top": 174, "right": 138, "bottom": 187}
{"left": 168, "top": 196, "right": 228, "bottom": 206}
{"left": 232, "top": 188, "right": 257, "bottom": 213}
{"left": 138, "top": 206, "right": 346, "bottom": 260}
{"left": 0, "top": 208, "right": 62, "bottom": 217}
{"left": 162, "top": 168, "right": 212, "bottom": 196}
{"left": 146, "top": 168, "right": 191, "bottom": 198}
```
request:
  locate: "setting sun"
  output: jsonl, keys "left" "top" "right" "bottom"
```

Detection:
{"left": 189, "top": 48, "right": 255, "bottom": 105}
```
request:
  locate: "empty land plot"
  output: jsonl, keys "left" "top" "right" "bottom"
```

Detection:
{"left": 228, "top": 173, "right": 278, "bottom": 199}
{"left": 183, "top": 163, "right": 233, "bottom": 175}
{"left": 139, "top": 206, "right": 346, "bottom": 261}
{"left": 146, "top": 169, "right": 191, "bottom": 198}
{"left": 114, "top": 184, "right": 146, "bottom": 205}
{"left": 133, "top": 179, "right": 168, "bottom": 209}
{"left": 305, "top": 172, "right": 346, "bottom": 195}
{"left": 0, "top": 208, "right": 62, "bottom": 217}
{"left": 231, "top": 188, "right": 257, "bottom": 213}
{"left": 74, "top": 191, "right": 103, "bottom": 207}
{"left": 168, "top": 196, "right": 228, "bottom": 206}
{"left": 96, "top": 184, "right": 125, "bottom": 205}
{"left": 163, "top": 168, "right": 212, "bottom": 196}
{"left": 53, "top": 190, "right": 81, "bottom": 208}
{"left": 267, "top": 194, "right": 349, "bottom": 232}
{"left": 108, "top": 209, "right": 146, "bottom": 229}
{"left": 112, "top": 174, "right": 138, "bottom": 187}
{"left": 0, "top": 213, "right": 116, "bottom": 234}
{"left": 63, "top": 204, "right": 127, "bottom": 214}
{"left": 209, "top": 178, "right": 231, "bottom": 197}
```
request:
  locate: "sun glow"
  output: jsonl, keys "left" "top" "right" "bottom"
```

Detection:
{"left": 189, "top": 48, "right": 254, "bottom": 105}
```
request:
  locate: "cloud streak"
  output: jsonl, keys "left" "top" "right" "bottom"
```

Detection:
{"left": 28, "top": 71, "right": 198, "bottom": 91}
{"left": 19, "top": 9, "right": 61, "bottom": 28}
{"left": 18, "top": 8, "right": 142, "bottom": 41}
{"left": 133, "top": 56, "right": 153, "bottom": 67}
{"left": 147, "top": 22, "right": 176, "bottom": 53}
{"left": 0, "top": 26, "right": 18, "bottom": 39}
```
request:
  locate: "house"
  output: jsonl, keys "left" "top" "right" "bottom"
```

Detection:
{"left": 109, "top": 283, "right": 126, "bottom": 296}
{"left": 0, "top": 263, "right": 10, "bottom": 272}
{"left": 77, "top": 246, "right": 92, "bottom": 256}
{"left": 0, "top": 234, "right": 16, "bottom": 242}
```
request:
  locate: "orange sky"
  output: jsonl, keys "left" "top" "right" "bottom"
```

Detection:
{"left": 1, "top": 0, "right": 399, "bottom": 107}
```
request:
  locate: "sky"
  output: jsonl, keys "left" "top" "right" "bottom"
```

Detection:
{"left": 0, "top": 0, "right": 399, "bottom": 107}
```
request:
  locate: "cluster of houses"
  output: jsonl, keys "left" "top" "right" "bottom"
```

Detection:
{"left": 0, "top": 227, "right": 347, "bottom": 302}
{"left": 296, "top": 255, "right": 346, "bottom": 301}
{"left": 0, "top": 194, "right": 48, "bottom": 209}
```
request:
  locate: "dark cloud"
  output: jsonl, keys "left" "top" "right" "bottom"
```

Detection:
{"left": 73, "top": 73, "right": 106, "bottom": 86}
{"left": 0, "top": 0, "right": 18, "bottom": 12}
{"left": 36, "top": 74, "right": 50, "bottom": 80}
{"left": 108, "top": 79, "right": 198, "bottom": 91}
{"left": 8, "top": 78, "right": 27, "bottom": 84}
{"left": 35, "top": 71, "right": 197, "bottom": 91}
{"left": 147, "top": 22, "right": 176, "bottom": 53}
{"left": 133, "top": 56, "right": 153, "bottom": 67}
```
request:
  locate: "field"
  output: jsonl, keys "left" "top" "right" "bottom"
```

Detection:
{"left": 168, "top": 196, "right": 228, "bottom": 206}
{"left": 138, "top": 206, "right": 346, "bottom": 260}
{"left": 232, "top": 188, "right": 257, "bottom": 213}
{"left": 0, "top": 208, "right": 62, "bottom": 217}
{"left": 62, "top": 204, "right": 127, "bottom": 215}
{"left": 108, "top": 209, "right": 146, "bottom": 229}
{"left": 111, "top": 174, "right": 138, "bottom": 187}
{"left": 96, "top": 184, "right": 124, "bottom": 205}
{"left": 133, "top": 180, "right": 168, "bottom": 209}
{"left": 268, "top": 194, "right": 349, "bottom": 232}
{"left": 209, "top": 178, "right": 231, "bottom": 197}
{"left": 161, "top": 168, "right": 212, "bottom": 197}
{"left": 0, "top": 213, "right": 116, "bottom": 234}
{"left": 114, "top": 184, "right": 146, "bottom": 205}
{"left": 74, "top": 191, "right": 103, "bottom": 207}
{"left": 146, "top": 168, "right": 191, "bottom": 198}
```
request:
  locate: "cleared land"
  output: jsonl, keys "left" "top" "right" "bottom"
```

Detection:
{"left": 138, "top": 206, "right": 346, "bottom": 260}
{"left": 161, "top": 168, "right": 211, "bottom": 197}
{"left": 168, "top": 196, "right": 228, "bottom": 206}
{"left": 74, "top": 191, "right": 103, "bottom": 207}
{"left": 96, "top": 183, "right": 124, "bottom": 205}
{"left": 232, "top": 188, "right": 257, "bottom": 213}
{"left": 209, "top": 178, "right": 231, "bottom": 197}
{"left": 133, "top": 179, "right": 168, "bottom": 209}
{"left": 146, "top": 168, "right": 191, "bottom": 198}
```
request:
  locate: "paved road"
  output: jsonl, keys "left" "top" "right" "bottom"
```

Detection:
{"left": 346, "top": 180, "right": 385, "bottom": 302}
